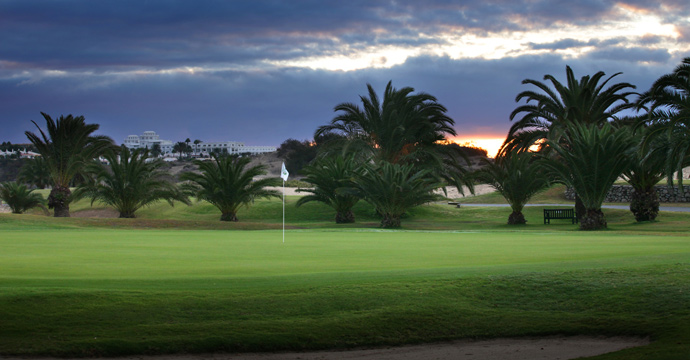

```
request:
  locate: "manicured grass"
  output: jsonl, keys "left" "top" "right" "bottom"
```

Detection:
{"left": 2, "top": 193, "right": 689, "bottom": 358}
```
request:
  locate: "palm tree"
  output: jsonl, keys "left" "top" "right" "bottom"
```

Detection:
{"left": 504, "top": 65, "right": 637, "bottom": 153}
{"left": 17, "top": 156, "right": 51, "bottom": 189}
{"left": 347, "top": 162, "right": 444, "bottom": 228}
{"left": 542, "top": 122, "right": 634, "bottom": 230}
{"left": 475, "top": 149, "right": 551, "bottom": 225}
{"left": 0, "top": 182, "right": 47, "bottom": 214}
{"left": 636, "top": 57, "right": 690, "bottom": 192}
{"left": 193, "top": 139, "right": 202, "bottom": 156}
{"left": 184, "top": 138, "right": 193, "bottom": 157}
{"left": 503, "top": 66, "right": 636, "bottom": 220}
{"left": 173, "top": 142, "right": 187, "bottom": 158}
{"left": 180, "top": 155, "right": 281, "bottom": 221}
{"left": 24, "top": 112, "right": 115, "bottom": 217}
{"left": 315, "top": 81, "right": 474, "bottom": 195}
{"left": 150, "top": 143, "right": 162, "bottom": 158}
{"left": 296, "top": 154, "right": 363, "bottom": 223}
{"left": 617, "top": 122, "right": 667, "bottom": 222}
{"left": 72, "top": 146, "right": 190, "bottom": 218}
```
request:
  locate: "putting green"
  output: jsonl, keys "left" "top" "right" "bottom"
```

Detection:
{"left": 2, "top": 228, "right": 688, "bottom": 286}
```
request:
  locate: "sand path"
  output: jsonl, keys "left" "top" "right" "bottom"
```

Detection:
{"left": 1, "top": 336, "right": 648, "bottom": 360}
{"left": 267, "top": 184, "right": 496, "bottom": 198}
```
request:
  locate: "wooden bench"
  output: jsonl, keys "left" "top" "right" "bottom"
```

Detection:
{"left": 543, "top": 208, "right": 577, "bottom": 224}
{"left": 448, "top": 202, "right": 461, "bottom": 208}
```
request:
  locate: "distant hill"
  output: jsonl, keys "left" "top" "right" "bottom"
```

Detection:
{"left": 0, "top": 158, "right": 25, "bottom": 182}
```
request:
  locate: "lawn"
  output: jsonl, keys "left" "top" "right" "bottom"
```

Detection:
{"left": 1, "top": 192, "right": 689, "bottom": 359}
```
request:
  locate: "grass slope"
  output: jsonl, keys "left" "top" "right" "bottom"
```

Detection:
{"left": 1, "top": 191, "right": 689, "bottom": 358}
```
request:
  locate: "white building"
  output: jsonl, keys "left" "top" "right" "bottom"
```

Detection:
{"left": 0, "top": 148, "right": 40, "bottom": 159}
{"left": 123, "top": 131, "right": 276, "bottom": 156}
{"left": 193, "top": 141, "right": 244, "bottom": 155}
{"left": 123, "top": 131, "right": 174, "bottom": 154}
{"left": 240, "top": 145, "right": 278, "bottom": 155}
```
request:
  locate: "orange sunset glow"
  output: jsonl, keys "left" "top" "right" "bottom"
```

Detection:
{"left": 450, "top": 137, "right": 506, "bottom": 158}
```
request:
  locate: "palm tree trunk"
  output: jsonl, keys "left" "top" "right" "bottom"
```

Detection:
{"left": 380, "top": 214, "right": 401, "bottom": 228}
{"left": 48, "top": 186, "right": 71, "bottom": 217}
{"left": 508, "top": 211, "right": 526, "bottom": 225}
{"left": 579, "top": 209, "right": 607, "bottom": 230}
{"left": 335, "top": 210, "right": 355, "bottom": 224}
{"left": 119, "top": 212, "right": 136, "bottom": 218}
{"left": 630, "top": 186, "right": 659, "bottom": 222}
{"left": 220, "top": 212, "right": 238, "bottom": 222}
{"left": 574, "top": 193, "right": 586, "bottom": 223}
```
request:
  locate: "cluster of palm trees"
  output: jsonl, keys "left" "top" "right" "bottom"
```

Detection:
{"left": 297, "top": 59, "right": 690, "bottom": 230}
{"left": 298, "top": 81, "right": 471, "bottom": 228}
{"left": 1, "top": 113, "right": 281, "bottom": 220}
{"left": 1, "top": 58, "right": 688, "bottom": 230}
{"left": 482, "top": 58, "right": 690, "bottom": 230}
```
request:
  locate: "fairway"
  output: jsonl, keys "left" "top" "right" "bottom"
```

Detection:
{"left": 1, "top": 211, "right": 690, "bottom": 359}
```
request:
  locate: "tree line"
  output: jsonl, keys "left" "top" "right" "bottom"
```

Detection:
{"left": 2, "top": 57, "right": 689, "bottom": 230}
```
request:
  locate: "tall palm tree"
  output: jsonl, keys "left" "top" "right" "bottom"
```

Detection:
{"left": 504, "top": 66, "right": 637, "bottom": 153}
{"left": 0, "top": 182, "right": 47, "bottom": 214}
{"left": 72, "top": 146, "right": 190, "bottom": 218}
{"left": 184, "top": 138, "right": 193, "bottom": 157}
{"left": 180, "top": 155, "right": 281, "bottom": 221}
{"left": 17, "top": 156, "right": 51, "bottom": 189}
{"left": 475, "top": 149, "right": 551, "bottom": 225}
{"left": 193, "top": 139, "right": 202, "bottom": 156}
{"left": 347, "top": 162, "right": 444, "bottom": 228}
{"left": 173, "top": 142, "right": 187, "bottom": 158}
{"left": 616, "top": 121, "right": 667, "bottom": 222}
{"left": 542, "top": 122, "right": 634, "bottom": 230}
{"left": 296, "top": 154, "right": 363, "bottom": 223}
{"left": 636, "top": 57, "right": 690, "bottom": 192}
{"left": 24, "top": 112, "right": 115, "bottom": 217}
{"left": 503, "top": 66, "right": 636, "bottom": 220}
{"left": 315, "top": 81, "right": 474, "bottom": 195}
{"left": 150, "top": 143, "right": 162, "bottom": 158}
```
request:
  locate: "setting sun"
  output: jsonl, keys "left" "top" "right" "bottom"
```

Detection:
{"left": 450, "top": 137, "right": 505, "bottom": 158}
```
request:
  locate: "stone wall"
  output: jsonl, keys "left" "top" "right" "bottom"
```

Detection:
{"left": 564, "top": 185, "right": 690, "bottom": 203}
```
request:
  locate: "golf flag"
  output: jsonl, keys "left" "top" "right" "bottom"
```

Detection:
{"left": 280, "top": 162, "right": 289, "bottom": 243}
{"left": 281, "top": 162, "right": 289, "bottom": 182}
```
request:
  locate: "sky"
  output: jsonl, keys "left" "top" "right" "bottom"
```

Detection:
{"left": 1, "top": 1, "right": 689, "bottom": 156}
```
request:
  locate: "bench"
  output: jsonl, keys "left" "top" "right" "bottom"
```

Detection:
{"left": 448, "top": 202, "right": 461, "bottom": 208}
{"left": 543, "top": 208, "right": 577, "bottom": 224}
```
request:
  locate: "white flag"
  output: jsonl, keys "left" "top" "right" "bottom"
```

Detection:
{"left": 280, "top": 162, "right": 289, "bottom": 181}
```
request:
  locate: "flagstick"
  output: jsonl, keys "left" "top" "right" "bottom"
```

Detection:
{"left": 282, "top": 179, "right": 285, "bottom": 243}
{"left": 280, "top": 162, "right": 289, "bottom": 244}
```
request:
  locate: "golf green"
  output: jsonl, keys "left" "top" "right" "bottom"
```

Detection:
{"left": 2, "top": 228, "right": 687, "bottom": 285}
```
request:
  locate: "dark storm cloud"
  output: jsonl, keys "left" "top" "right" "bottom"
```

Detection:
{"left": 528, "top": 39, "right": 592, "bottom": 50}
{"left": 0, "top": 0, "right": 385, "bottom": 70}
{"left": 638, "top": 35, "right": 667, "bottom": 46}
{"left": 2, "top": 0, "right": 682, "bottom": 73}
{"left": 1, "top": 1, "right": 687, "bottom": 147}
{"left": 3, "top": 52, "right": 673, "bottom": 148}
{"left": 388, "top": 0, "right": 611, "bottom": 32}
{"left": 528, "top": 36, "right": 672, "bottom": 51}
{"left": 587, "top": 47, "right": 672, "bottom": 63}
